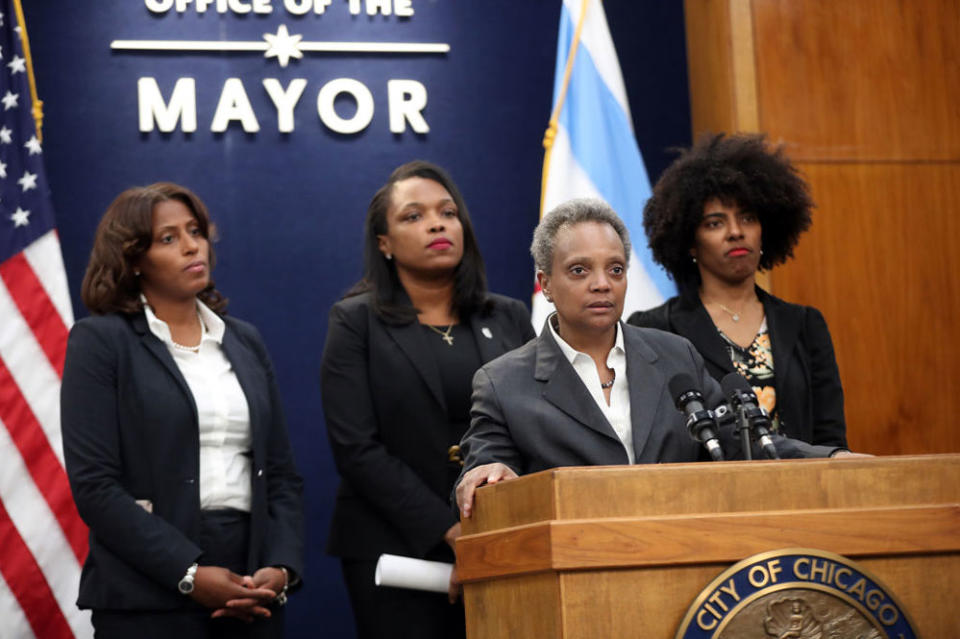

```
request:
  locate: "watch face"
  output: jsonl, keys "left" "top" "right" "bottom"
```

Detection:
{"left": 178, "top": 579, "right": 194, "bottom": 594}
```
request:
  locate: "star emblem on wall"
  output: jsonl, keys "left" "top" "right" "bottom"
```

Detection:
{"left": 263, "top": 25, "right": 303, "bottom": 68}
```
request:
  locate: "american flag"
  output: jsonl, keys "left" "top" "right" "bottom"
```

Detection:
{"left": 0, "top": 1, "right": 91, "bottom": 637}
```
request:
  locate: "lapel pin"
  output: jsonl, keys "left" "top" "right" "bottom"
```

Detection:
{"left": 481, "top": 327, "right": 493, "bottom": 339}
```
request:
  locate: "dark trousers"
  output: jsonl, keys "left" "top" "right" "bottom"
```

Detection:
{"left": 342, "top": 558, "right": 466, "bottom": 639}
{"left": 92, "top": 510, "right": 284, "bottom": 639}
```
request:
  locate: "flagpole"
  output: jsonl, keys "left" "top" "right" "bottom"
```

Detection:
{"left": 539, "top": 0, "right": 590, "bottom": 218}
{"left": 11, "top": 0, "right": 43, "bottom": 141}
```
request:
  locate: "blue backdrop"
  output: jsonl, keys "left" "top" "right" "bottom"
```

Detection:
{"left": 26, "top": 2, "right": 690, "bottom": 636}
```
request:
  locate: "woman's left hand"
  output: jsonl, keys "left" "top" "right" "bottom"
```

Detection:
{"left": 211, "top": 567, "right": 287, "bottom": 621}
{"left": 448, "top": 564, "right": 461, "bottom": 604}
{"left": 249, "top": 566, "right": 287, "bottom": 595}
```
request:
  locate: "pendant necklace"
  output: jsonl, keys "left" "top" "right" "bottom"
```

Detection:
{"left": 426, "top": 324, "right": 455, "bottom": 346}
{"left": 717, "top": 303, "right": 743, "bottom": 322}
{"left": 601, "top": 369, "right": 616, "bottom": 389}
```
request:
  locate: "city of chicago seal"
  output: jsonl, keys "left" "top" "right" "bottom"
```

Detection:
{"left": 675, "top": 548, "right": 917, "bottom": 639}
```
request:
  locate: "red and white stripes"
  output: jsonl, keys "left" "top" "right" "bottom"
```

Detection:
{"left": 0, "top": 229, "right": 92, "bottom": 638}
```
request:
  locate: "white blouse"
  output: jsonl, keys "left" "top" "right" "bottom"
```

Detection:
{"left": 549, "top": 316, "right": 634, "bottom": 464}
{"left": 143, "top": 299, "right": 253, "bottom": 512}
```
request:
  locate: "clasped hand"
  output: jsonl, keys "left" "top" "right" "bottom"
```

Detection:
{"left": 191, "top": 566, "right": 286, "bottom": 623}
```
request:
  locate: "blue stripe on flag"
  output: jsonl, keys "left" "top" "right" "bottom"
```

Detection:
{"left": 552, "top": 4, "right": 674, "bottom": 300}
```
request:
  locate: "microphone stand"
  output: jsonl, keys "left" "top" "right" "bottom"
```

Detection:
{"left": 735, "top": 401, "right": 753, "bottom": 461}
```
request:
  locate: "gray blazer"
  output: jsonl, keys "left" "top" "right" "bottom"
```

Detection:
{"left": 458, "top": 322, "right": 836, "bottom": 479}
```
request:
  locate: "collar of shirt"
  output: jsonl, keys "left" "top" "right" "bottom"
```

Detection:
{"left": 141, "top": 294, "right": 226, "bottom": 346}
{"left": 548, "top": 313, "right": 626, "bottom": 368}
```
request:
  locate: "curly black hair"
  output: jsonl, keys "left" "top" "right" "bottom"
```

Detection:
{"left": 643, "top": 132, "right": 813, "bottom": 292}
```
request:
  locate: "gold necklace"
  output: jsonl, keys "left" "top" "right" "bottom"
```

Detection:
{"left": 425, "top": 324, "right": 454, "bottom": 346}
{"left": 717, "top": 303, "right": 743, "bottom": 322}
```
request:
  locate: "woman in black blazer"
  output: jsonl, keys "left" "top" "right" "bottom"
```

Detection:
{"left": 61, "top": 183, "right": 304, "bottom": 638}
{"left": 321, "top": 161, "right": 535, "bottom": 638}
{"left": 627, "top": 133, "right": 846, "bottom": 447}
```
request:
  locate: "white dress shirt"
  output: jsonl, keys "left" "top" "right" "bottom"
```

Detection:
{"left": 548, "top": 315, "right": 634, "bottom": 463}
{"left": 143, "top": 298, "right": 253, "bottom": 511}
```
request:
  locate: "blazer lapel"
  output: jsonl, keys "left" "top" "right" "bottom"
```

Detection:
{"left": 385, "top": 320, "right": 447, "bottom": 412}
{"left": 131, "top": 313, "right": 198, "bottom": 417}
{"left": 220, "top": 327, "right": 263, "bottom": 439}
{"left": 670, "top": 293, "right": 734, "bottom": 374}
{"left": 759, "top": 288, "right": 800, "bottom": 393}
{"left": 469, "top": 314, "right": 506, "bottom": 364}
{"left": 624, "top": 327, "right": 667, "bottom": 459}
{"left": 535, "top": 328, "right": 621, "bottom": 445}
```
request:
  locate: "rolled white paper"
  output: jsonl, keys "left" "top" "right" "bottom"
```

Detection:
{"left": 374, "top": 553, "right": 453, "bottom": 594}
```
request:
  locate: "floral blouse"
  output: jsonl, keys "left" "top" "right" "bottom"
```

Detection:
{"left": 718, "top": 317, "right": 780, "bottom": 432}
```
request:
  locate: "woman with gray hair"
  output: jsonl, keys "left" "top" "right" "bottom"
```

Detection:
{"left": 455, "top": 198, "right": 849, "bottom": 518}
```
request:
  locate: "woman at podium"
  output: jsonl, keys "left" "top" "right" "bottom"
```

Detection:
{"left": 321, "top": 161, "right": 535, "bottom": 638}
{"left": 455, "top": 198, "right": 847, "bottom": 518}
{"left": 628, "top": 133, "right": 846, "bottom": 448}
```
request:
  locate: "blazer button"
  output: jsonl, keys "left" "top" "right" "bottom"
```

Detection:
{"left": 257, "top": 469, "right": 264, "bottom": 477}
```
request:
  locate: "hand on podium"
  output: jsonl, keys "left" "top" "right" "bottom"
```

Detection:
{"left": 830, "top": 450, "right": 873, "bottom": 458}
{"left": 456, "top": 463, "right": 518, "bottom": 519}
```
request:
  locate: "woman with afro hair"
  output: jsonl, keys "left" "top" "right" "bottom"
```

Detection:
{"left": 628, "top": 133, "right": 847, "bottom": 447}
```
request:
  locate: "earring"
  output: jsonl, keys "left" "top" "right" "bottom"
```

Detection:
{"left": 691, "top": 256, "right": 697, "bottom": 264}
{"left": 385, "top": 253, "right": 392, "bottom": 261}
{"left": 134, "top": 269, "right": 141, "bottom": 276}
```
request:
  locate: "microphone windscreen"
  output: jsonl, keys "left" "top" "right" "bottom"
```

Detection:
{"left": 668, "top": 373, "right": 698, "bottom": 401}
{"left": 721, "top": 372, "right": 752, "bottom": 397}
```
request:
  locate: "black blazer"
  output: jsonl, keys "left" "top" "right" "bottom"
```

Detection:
{"left": 61, "top": 312, "right": 304, "bottom": 611}
{"left": 627, "top": 288, "right": 847, "bottom": 447}
{"left": 457, "top": 322, "right": 839, "bottom": 479}
{"left": 321, "top": 292, "right": 535, "bottom": 560}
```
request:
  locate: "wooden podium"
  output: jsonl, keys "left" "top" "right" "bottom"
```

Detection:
{"left": 456, "top": 454, "right": 960, "bottom": 637}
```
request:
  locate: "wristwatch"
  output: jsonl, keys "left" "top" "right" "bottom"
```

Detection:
{"left": 178, "top": 563, "right": 198, "bottom": 595}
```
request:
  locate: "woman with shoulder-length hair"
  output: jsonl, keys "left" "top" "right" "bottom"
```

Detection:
{"left": 628, "top": 132, "right": 846, "bottom": 447}
{"left": 321, "top": 160, "right": 535, "bottom": 638}
{"left": 61, "top": 182, "right": 304, "bottom": 638}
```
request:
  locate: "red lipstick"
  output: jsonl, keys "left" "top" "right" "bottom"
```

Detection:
{"left": 428, "top": 238, "right": 453, "bottom": 250}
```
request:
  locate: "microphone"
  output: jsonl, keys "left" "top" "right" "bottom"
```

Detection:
{"left": 669, "top": 373, "right": 724, "bottom": 462}
{"left": 720, "top": 373, "right": 780, "bottom": 460}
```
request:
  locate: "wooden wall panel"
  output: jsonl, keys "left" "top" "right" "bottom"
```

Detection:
{"left": 684, "top": 0, "right": 733, "bottom": 135}
{"left": 773, "top": 164, "right": 960, "bottom": 454}
{"left": 752, "top": 0, "right": 960, "bottom": 160}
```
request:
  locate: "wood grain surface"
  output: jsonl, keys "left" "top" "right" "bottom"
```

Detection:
{"left": 459, "top": 458, "right": 960, "bottom": 638}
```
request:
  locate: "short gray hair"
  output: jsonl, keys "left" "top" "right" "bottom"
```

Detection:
{"left": 530, "top": 198, "right": 631, "bottom": 273}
